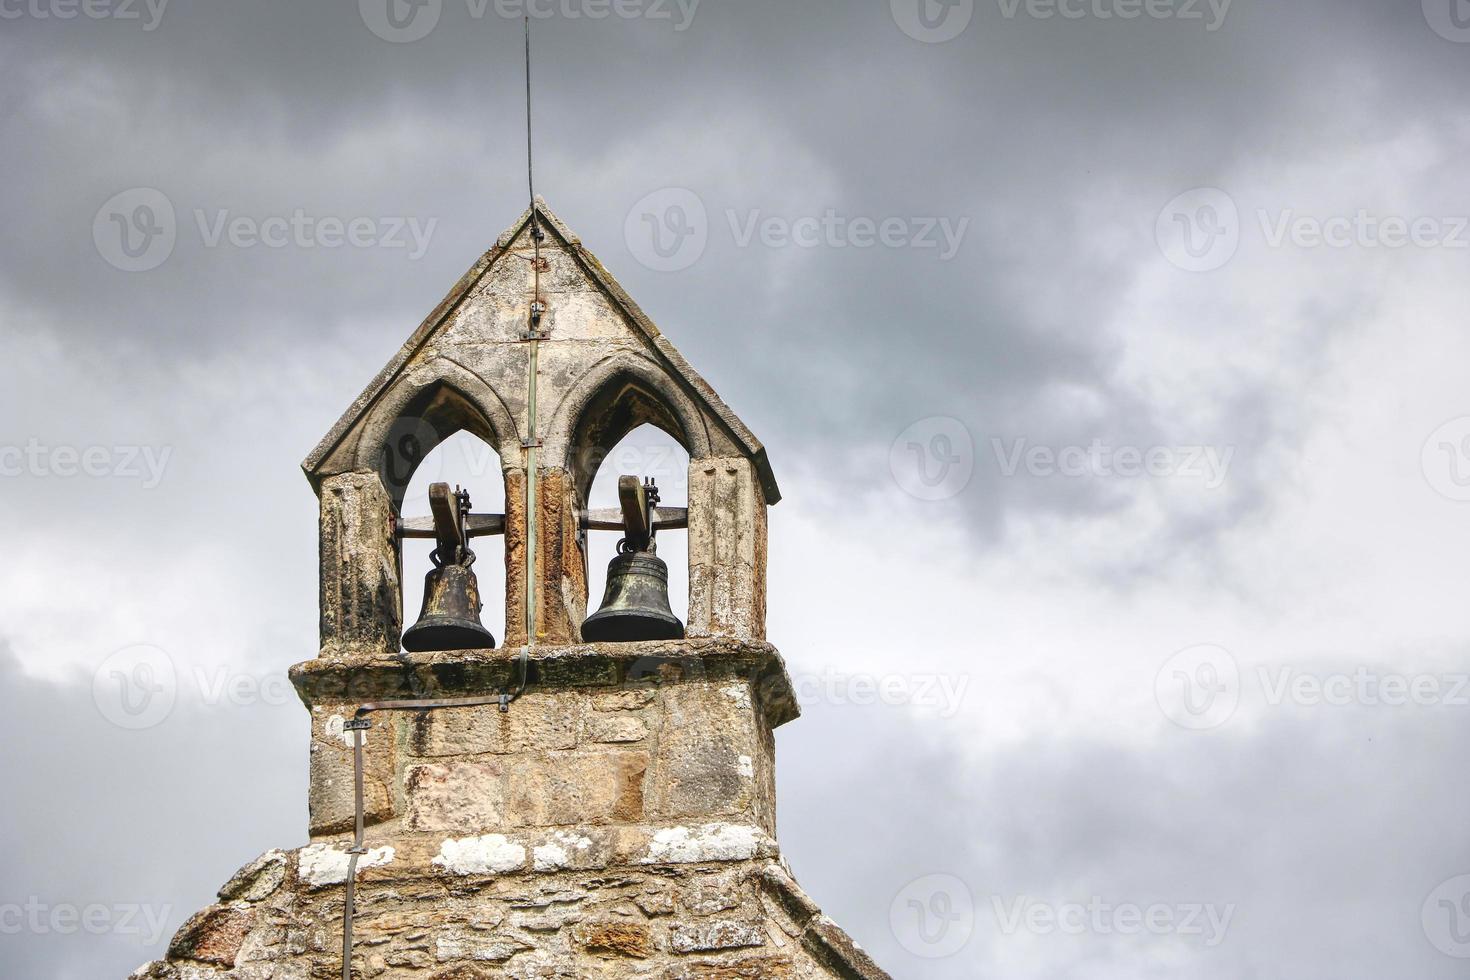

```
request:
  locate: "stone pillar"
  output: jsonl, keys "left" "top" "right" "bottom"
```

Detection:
{"left": 502, "top": 467, "right": 529, "bottom": 648}
{"left": 318, "top": 472, "right": 400, "bottom": 659}
{"left": 687, "top": 457, "right": 768, "bottom": 641}
{"left": 534, "top": 466, "right": 588, "bottom": 645}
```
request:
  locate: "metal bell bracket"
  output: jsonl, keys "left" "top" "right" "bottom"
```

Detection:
{"left": 395, "top": 482, "right": 507, "bottom": 549}
{"left": 582, "top": 475, "right": 688, "bottom": 546}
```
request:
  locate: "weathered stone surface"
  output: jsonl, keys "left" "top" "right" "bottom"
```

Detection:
{"left": 573, "top": 919, "right": 654, "bottom": 958}
{"left": 583, "top": 713, "right": 648, "bottom": 744}
{"left": 593, "top": 689, "right": 656, "bottom": 712}
{"left": 298, "top": 843, "right": 395, "bottom": 889}
{"left": 406, "top": 761, "right": 504, "bottom": 832}
{"left": 167, "top": 904, "right": 253, "bottom": 967}
{"left": 432, "top": 834, "right": 527, "bottom": 876}
{"left": 412, "top": 694, "right": 578, "bottom": 757}
{"left": 435, "top": 927, "right": 534, "bottom": 962}
{"left": 680, "top": 877, "right": 741, "bottom": 916}
{"left": 531, "top": 830, "right": 610, "bottom": 872}
{"left": 317, "top": 472, "right": 400, "bottom": 658}
{"left": 670, "top": 919, "right": 767, "bottom": 954}
{"left": 217, "top": 850, "right": 287, "bottom": 903}
{"left": 308, "top": 710, "right": 396, "bottom": 836}
{"left": 649, "top": 682, "right": 754, "bottom": 822}
{"left": 505, "top": 751, "right": 648, "bottom": 827}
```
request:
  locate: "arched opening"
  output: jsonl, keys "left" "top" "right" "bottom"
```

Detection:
{"left": 398, "top": 431, "right": 507, "bottom": 650}
{"left": 374, "top": 382, "right": 506, "bottom": 514}
{"left": 583, "top": 424, "right": 691, "bottom": 630}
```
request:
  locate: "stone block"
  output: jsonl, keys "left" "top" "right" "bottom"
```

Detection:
{"left": 592, "top": 690, "right": 656, "bottom": 712}
{"left": 573, "top": 919, "right": 654, "bottom": 959}
{"left": 669, "top": 919, "right": 766, "bottom": 954}
{"left": 505, "top": 751, "right": 647, "bottom": 827}
{"left": 649, "top": 683, "right": 755, "bottom": 821}
{"left": 167, "top": 904, "right": 253, "bottom": 968}
{"left": 308, "top": 711, "right": 396, "bottom": 836}
{"left": 412, "top": 694, "right": 578, "bottom": 757}
{"left": 406, "top": 761, "right": 505, "bottom": 832}
{"left": 584, "top": 714, "right": 648, "bottom": 744}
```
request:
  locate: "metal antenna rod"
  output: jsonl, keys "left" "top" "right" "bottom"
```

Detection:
{"left": 525, "top": 13, "right": 537, "bottom": 230}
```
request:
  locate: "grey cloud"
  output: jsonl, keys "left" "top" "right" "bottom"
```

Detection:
{"left": 778, "top": 698, "right": 1470, "bottom": 979}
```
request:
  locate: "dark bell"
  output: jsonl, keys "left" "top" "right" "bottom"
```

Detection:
{"left": 581, "top": 549, "right": 685, "bottom": 643}
{"left": 402, "top": 561, "right": 497, "bottom": 652}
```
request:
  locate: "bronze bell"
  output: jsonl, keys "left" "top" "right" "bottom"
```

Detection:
{"left": 403, "top": 555, "right": 497, "bottom": 652}
{"left": 581, "top": 546, "right": 685, "bottom": 643}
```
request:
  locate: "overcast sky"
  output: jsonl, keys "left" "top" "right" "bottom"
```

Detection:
{"left": 4, "top": 1, "right": 1470, "bottom": 977}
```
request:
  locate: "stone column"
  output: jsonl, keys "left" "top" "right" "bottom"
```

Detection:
{"left": 687, "top": 457, "right": 767, "bottom": 641}
{"left": 318, "top": 472, "right": 400, "bottom": 659}
{"left": 534, "top": 466, "right": 587, "bottom": 645}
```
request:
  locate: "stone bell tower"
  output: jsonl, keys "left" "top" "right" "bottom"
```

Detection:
{"left": 132, "top": 201, "right": 890, "bottom": 979}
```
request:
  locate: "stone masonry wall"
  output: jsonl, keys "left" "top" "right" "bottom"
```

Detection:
{"left": 301, "top": 642, "right": 787, "bottom": 842}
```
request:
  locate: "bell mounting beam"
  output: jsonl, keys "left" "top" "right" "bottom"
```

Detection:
{"left": 582, "top": 507, "right": 687, "bottom": 533}
{"left": 397, "top": 513, "right": 507, "bottom": 540}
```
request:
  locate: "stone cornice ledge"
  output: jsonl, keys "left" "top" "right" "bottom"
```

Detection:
{"left": 289, "top": 637, "right": 800, "bottom": 728}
